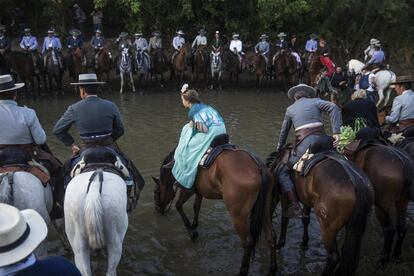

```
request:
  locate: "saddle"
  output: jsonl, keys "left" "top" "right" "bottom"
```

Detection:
{"left": 199, "top": 134, "right": 236, "bottom": 168}
{"left": 343, "top": 127, "right": 388, "bottom": 160}
{"left": 0, "top": 147, "right": 50, "bottom": 185}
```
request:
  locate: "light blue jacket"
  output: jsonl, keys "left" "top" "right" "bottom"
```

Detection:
{"left": 386, "top": 90, "right": 414, "bottom": 124}
{"left": 20, "top": 36, "right": 38, "bottom": 50}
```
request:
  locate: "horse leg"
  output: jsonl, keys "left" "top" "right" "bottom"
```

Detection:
{"left": 120, "top": 72, "right": 124, "bottom": 94}
{"left": 191, "top": 194, "right": 202, "bottom": 230}
{"left": 175, "top": 189, "right": 197, "bottom": 240}
{"left": 106, "top": 238, "right": 123, "bottom": 276}
{"left": 320, "top": 230, "right": 340, "bottom": 276}
{"left": 276, "top": 215, "right": 289, "bottom": 249}
{"left": 384, "top": 88, "right": 392, "bottom": 107}
{"left": 375, "top": 205, "right": 395, "bottom": 266}
{"left": 263, "top": 196, "right": 278, "bottom": 275}
{"left": 129, "top": 72, "right": 136, "bottom": 92}
{"left": 300, "top": 206, "right": 311, "bottom": 250}
{"left": 376, "top": 89, "right": 384, "bottom": 107}
{"left": 70, "top": 233, "right": 92, "bottom": 276}
{"left": 392, "top": 198, "right": 409, "bottom": 260}
{"left": 230, "top": 213, "right": 253, "bottom": 276}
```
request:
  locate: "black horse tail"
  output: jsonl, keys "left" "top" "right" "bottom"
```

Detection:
{"left": 249, "top": 159, "right": 272, "bottom": 253}
{"left": 335, "top": 160, "right": 374, "bottom": 276}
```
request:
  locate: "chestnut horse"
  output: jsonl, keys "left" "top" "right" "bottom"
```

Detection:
{"left": 95, "top": 47, "right": 111, "bottom": 82}
{"left": 67, "top": 48, "right": 86, "bottom": 81}
{"left": 268, "top": 147, "right": 374, "bottom": 276}
{"left": 273, "top": 50, "right": 297, "bottom": 89}
{"left": 192, "top": 45, "right": 209, "bottom": 83}
{"left": 152, "top": 150, "right": 277, "bottom": 275}
{"left": 308, "top": 54, "right": 324, "bottom": 87}
{"left": 253, "top": 53, "right": 267, "bottom": 91}
{"left": 171, "top": 46, "right": 187, "bottom": 82}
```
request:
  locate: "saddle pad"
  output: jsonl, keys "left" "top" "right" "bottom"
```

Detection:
{"left": 296, "top": 151, "right": 345, "bottom": 177}
{"left": 199, "top": 144, "right": 236, "bottom": 168}
{"left": 71, "top": 156, "right": 129, "bottom": 179}
{"left": 0, "top": 166, "right": 50, "bottom": 186}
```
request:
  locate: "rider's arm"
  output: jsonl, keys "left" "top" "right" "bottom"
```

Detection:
{"left": 263, "top": 43, "right": 269, "bottom": 55}
{"left": 26, "top": 108, "right": 47, "bottom": 145}
{"left": 19, "top": 38, "right": 25, "bottom": 49}
{"left": 191, "top": 37, "right": 197, "bottom": 48}
{"left": 317, "top": 99, "right": 342, "bottom": 134}
{"left": 111, "top": 104, "right": 125, "bottom": 141}
{"left": 41, "top": 40, "right": 46, "bottom": 54}
{"left": 31, "top": 37, "right": 38, "bottom": 50}
{"left": 56, "top": 38, "right": 62, "bottom": 50}
{"left": 172, "top": 37, "right": 178, "bottom": 50}
{"left": 386, "top": 97, "right": 402, "bottom": 124}
{"left": 277, "top": 112, "right": 292, "bottom": 151}
{"left": 254, "top": 43, "right": 259, "bottom": 53}
{"left": 53, "top": 105, "right": 75, "bottom": 146}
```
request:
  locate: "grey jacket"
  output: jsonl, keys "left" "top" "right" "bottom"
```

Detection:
{"left": 277, "top": 97, "right": 341, "bottom": 149}
{"left": 53, "top": 96, "right": 124, "bottom": 146}
{"left": 386, "top": 90, "right": 414, "bottom": 124}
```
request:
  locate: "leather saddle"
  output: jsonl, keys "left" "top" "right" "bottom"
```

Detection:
{"left": 344, "top": 127, "right": 387, "bottom": 160}
{"left": 199, "top": 134, "right": 236, "bottom": 168}
{"left": 0, "top": 147, "right": 31, "bottom": 167}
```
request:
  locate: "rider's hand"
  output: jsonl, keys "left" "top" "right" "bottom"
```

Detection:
{"left": 188, "top": 121, "right": 194, "bottom": 127}
{"left": 333, "top": 134, "right": 340, "bottom": 148}
{"left": 71, "top": 144, "right": 81, "bottom": 156}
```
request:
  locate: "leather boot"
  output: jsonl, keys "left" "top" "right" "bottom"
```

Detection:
{"left": 285, "top": 190, "right": 305, "bottom": 218}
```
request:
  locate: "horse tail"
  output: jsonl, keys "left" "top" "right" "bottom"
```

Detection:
{"left": 84, "top": 171, "right": 105, "bottom": 250}
{"left": 335, "top": 159, "right": 373, "bottom": 276}
{"left": 0, "top": 172, "right": 14, "bottom": 205}
{"left": 249, "top": 159, "right": 272, "bottom": 252}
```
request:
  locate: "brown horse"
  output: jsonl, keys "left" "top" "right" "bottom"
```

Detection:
{"left": 151, "top": 48, "right": 169, "bottom": 87}
{"left": 308, "top": 54, "right": 324, "bottom": 87}
{"left": 268, "top": 146, "right": 374, "bottom": 275}
{"left": 222, "top": 49, "right": 240, "bottom": 84}
{"left": 171, "top": 46, "right": 186, "bottom": 82}
{"left": 191, "top": 45, "right": 209, "bottom": 83}
{"left": 67, "top": 48, "right": 87, "bottom": 81}
{"left": 95, "top": 48, "right": 111, "bottom": 82}
{"left": 152, "top": 149, "right": 277, "bottom": 275}
{"left": 273, "top": 50, "right": 297, "bottom": 89}
{"left": 349, "top": 141, "right": 414, "bottom": 266}
{"left": 253, "top": 53, "right": 267, "bottom": 91}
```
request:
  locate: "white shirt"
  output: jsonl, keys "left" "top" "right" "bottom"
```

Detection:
{"left": 229, "top": 39, "right": 242, "bottom": 53}
{"left": 0, "top": 100, "right": 46, "bottom": 145}
{"left": 172, "top": 36, "right": 185, "bottom": 50}
{"left": 192, "top": 35, "right": 207, "bottom": 48}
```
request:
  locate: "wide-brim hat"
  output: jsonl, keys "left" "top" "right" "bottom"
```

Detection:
{"left": 260, "top": 34, "right": 268, "bottom": 40}
{"left": 119, "top": 32, "right": 128, "bottom": 38}
{"left": 135, "top": 32, "right": 143, "bottom": 36}
{"left": 374, "top": 43, "right": 381, "bottom": 48}
{"left": 24, "top": 28, "right": 31, "bottom": 33}
{"left": 370, "top": 38, "right": 379, "bottom": 45}
{"left": 70, "top": 73, "right": 105, "bottom": 85}
{"left": 176, "top": 30, "right": 184, "bottom": 35}
{"left": 287, "top": 84, "right": 316, "bottom": 100}
{"left": 46, "top": 29, "right": 55, "bottom": 34}
{"left": 309, "top": 33, "right": 317, "bottom": 39}
{"left": 391, "top": 75, "right": 414, "bottom": 85}
{"left": 152, "top": 31, "right": 161, "bottom": 36}
{"left": 232, "top": 33, "right": 239, "bottom": 38}
{"left": 0, "top": 204, "right": 47, "bottom": 267}
{"left": 198, "top": 29, "right": 205, "bottom": 34}
{"left": 69, "top": 29, "right": 81, "bottom": 36}
{"left": 95, "top": 29, "right": 102, "bottom": 34}
{"left": 0, "top": 75, "right": 25, "bottom": 93}
{"left": 277, "top": 32, "right": 287, "bottom": 37}
{"left": 215, "top": 30, "right": 220, "bottom": 34}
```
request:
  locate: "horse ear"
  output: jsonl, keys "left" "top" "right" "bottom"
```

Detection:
{"left": 151, "top": 175, "right": 159, "bottom": 184}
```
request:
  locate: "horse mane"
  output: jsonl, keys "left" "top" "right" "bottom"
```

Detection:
{"left": 159, "top": 149, "right": 175, "bottom": 181}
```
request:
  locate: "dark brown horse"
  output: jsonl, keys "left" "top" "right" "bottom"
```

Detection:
{"left": 308, "top": 54, "right": 324, "bottom": 87}
{"left": 268, "top": 146, "right": 374, "bottom": 275}
{"left": 152, "top": 149, "right": 277, "bottom": 275}
{"left": 67, "top": 47, "right": 86, "bottom": 81}
{"left": 191, "top": 45, "right": 209, "bottom": 83}
{"left": 44, "top": 48, "right": 64, "bottom": 96}
{"left": 171, "top": 46, "right": 186, "bottom": 82}
{"left": 253, "top": 53, "right": 267, "bottom": 91}
{"left": 222, "top": 49, "right": 240, "bottom": 84}
{"left": 151, "top": 48, "right": 169, "bottom": 87}
{"left": 273, "top": 50, "right": 298, "bottom": 89}
{"left": 95, "top": 48, "right": 111, "bottom": 82}
{"left": 349, "top": 142, "right": 414, "bottom": 266}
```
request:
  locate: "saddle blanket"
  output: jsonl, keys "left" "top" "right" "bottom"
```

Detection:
{"left": 0, "top": 159, "right": 50, "bottom": 186}
{"left": 199, "top": 144, "right": 236, "bottom": 168}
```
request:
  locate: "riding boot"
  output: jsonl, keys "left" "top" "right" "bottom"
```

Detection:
{"left": 278, "top": 164, "right": 305, "bottom": 218}
{"left": 285, "top": 190, "right": 305, "bottom": 218}
{"left": 49, "top": 171, "right": 64, "bottom": 220}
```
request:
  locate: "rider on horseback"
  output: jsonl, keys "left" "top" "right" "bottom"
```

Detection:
{"left": 211, "top": 30, "right": 223, "bottom": 54}
{"left": 53, "top": 73, "right": 145, "bottom": 211}
{"left": 366, "top": 42, "right": 385, "bottom": 69}
{"left": 41, "top": 29, "right": 63, "bottom": 69}
{"left": 254, "top": 34, "right": 270, "bottom": 69}
{"left": 115, "top": 32, "right": 131, "bottom": 73}
{"left": 67, "top": 29, "right": 86, "bottom": 66}
{"left": 276, "top": 84, "right": 341, "bottom": 218}
{"left": 229, "top": 33, "right": 243, "bottom": 69}
{"left": 364, "top": 38, "right": 380, "bottom": 62}
{"left": 315, "top": 46, "right": 336, "bottom": 99}
{"left": 304, "top": 33, "right": 318, "bottom": 66}
{"left": 289, "top": 34, "right": 302, "bottom": 66}
{"left": 272, "top": 32, "right": 289, "bottom": 64}
{"left": 19, "top": 28, "right": 41, "bottom": 73}
{"left": 90, "top": 29, "right": 108, "bottom": 68}
{"left": 172, "top": 30, "right": 185, "bottom": 63}
{"left": 0, "top": 74, "right": 64, "bottom": 219}
{"left": 133, "top": 32, "right": 150, "bottom": 67}
{"left": 0, "top": 25, "right": 11, "bottom": 54}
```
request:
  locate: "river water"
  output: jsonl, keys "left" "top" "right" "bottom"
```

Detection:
{"left": 19, "top": 86, "right": 414, "bottom": 275}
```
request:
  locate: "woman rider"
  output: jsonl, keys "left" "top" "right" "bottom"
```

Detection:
{"left": 163, "top": 84, "right": 226, "bottom": 189}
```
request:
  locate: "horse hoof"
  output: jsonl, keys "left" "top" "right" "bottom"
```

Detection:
{"left": 190, "top": 230, "right": 198, "bottom": 241}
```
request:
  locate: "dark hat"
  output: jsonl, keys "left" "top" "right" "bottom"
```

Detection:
{"left": 119, "top": 32, "right": 128, "bottom": 38}
{"left": 391, "top": 75, "right": 414, "bottom": 85}
{"left": 287, "top": 84, "right": 316, "bottom": 100}
{"left": 70, "top": 73, "right": 105, "bottom": 85}
{"left": 0, "top": 75, "right": 25, "bottom": 93}
{"left": 152, "top": 31, "right": 161, "bottom": 36}
{"left": 310, "top": 33, "right": 317, "bottom": 39}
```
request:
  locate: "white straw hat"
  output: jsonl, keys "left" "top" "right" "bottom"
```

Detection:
{"left": 0, "top": 203, "right": 47, "bottom": 267}
{"left": 70, "top": 73, "right": 105, "bottom": 85}
{"left": 0, "top": 75, "right": 25, "bottom": 93}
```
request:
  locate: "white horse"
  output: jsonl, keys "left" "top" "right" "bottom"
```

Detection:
{"left": 348, "top": 59, "right": 396, "bottom": 107}
{"left": 119, "top": 48, "right": 136, "bottom": 94}
{"left": 65, "top": 170, "right": 128, "bottom": 276}
{"left": 0, "top": 171, "right": 53, "bottom": 257}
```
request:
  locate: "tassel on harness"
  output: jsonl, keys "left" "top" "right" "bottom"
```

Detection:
{"left": 86, "top": 169, "right": 104, "bottom": 194}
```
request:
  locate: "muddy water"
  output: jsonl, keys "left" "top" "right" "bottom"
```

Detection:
{"left": 20, "top": 86, "right": 414, "bottom": 275}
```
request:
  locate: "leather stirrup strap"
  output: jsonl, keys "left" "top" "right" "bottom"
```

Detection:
{"left": 86, "top": 169, "right": 104, "bottom": 194}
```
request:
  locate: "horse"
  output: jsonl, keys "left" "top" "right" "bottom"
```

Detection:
{"left": 67, "top": 47, "right": 87, "bottom": 81}
{"left": 118, "top": 48, "right": 136, "bottom": 94}
{"left": 151, "top": 48, "right": 169, "bottom": 87}
{"left": 44, "top": 48, "right": 64, "bottom": 96}
{"left": 1, "top": 51, "right": 42, "bottom": 97}
{"left": 65, "top": 169, "right": 128, "bottom": 276}
{"left": 191, "top": 46, "right": 209, "bottom": 83}
{"left": 222, "top": 49, "right": 240, "bottom": 84}
{"left": 152, "top": 149, "right": 277, "bottom": 275}
{"left": 268, "top": 146, "right": 374, "bottom": 275}
{"left": 273, "top": 50, "right": 298, "bottom": 89}
{"left": 347, "top": 59, "right": 396, "bottom": 107}
{"left": 308, "top": 53, "right": 324, "bottom": 87}
{"left": 171, "top": 46, "right": 186, "bottom": 83}
{"left": 253, "top": 53, "right": 267, "bottom": 91}
{"left": 134, "top": 50, "right": 150, "bottom": 93}
{"left": 210, "top": 51, "right": 223, "bottom": 90}
{"left": 95, "top": 47, "right": 111, "bottom": 82}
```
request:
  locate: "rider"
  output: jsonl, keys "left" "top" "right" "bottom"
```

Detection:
{"left": 330, "top": 66, "right": 348, "bottom": 93}
{"left": 364, "top": 38, "right": 379, "bottom": 62}
{"left": 342, "top": 89, "right": 380, "bottom": 129}
{"left": 211, "top": 30, "right": 223, "bottom": 54}
{"left": 316, "top": 47, "right": 336, "bottom": 100}
{"left": 53, "top": 73, "right": 145, "bottom": 210}
{"left": 133, "top": 32, "right": 150, "bottom": 67}
{"left": 385, "top": 76, "right": 414, "bottom": 131}
{"left": 115, "top": 32, "right": 131, "bottom": 72}
{"left": 148, "top": 30, "right": 162, "bottom": 54}
{"left": 0, "top": 74, "right": 64, "bottom": 219}
{"left": 276, "top": 84, "right": 341, "bottom": 218}
{"left": 19, "top": 28, "right": 40, "bottom": 73}
{"left": 172, "top": 30, "right": 185, "bottom": 63}
{"left": 304, "top": 33, "right": 318, "bottom": 65}
{"left": 273, "top": 32, "right": 289, "bottom": 63}
{"left": 162, "top": 84, "right": 226, "bottom": 189}
{"left": 289, "top": 33, "right": 301, "bottom": 66}
{"left": 366, "top": 43, "right": 385, "bottom": 68}
{"left": 0, "top": 25, "right": 11, "bottom": 53}
{"left": 254, "top": 34, "right": 270, "bottom": 69}
{"left": 229, "top": 33, "right": 243, "bottom": 69}
{"left": 41, "top": 28, "right": 63, "bottom": 68}
{"left": 359, "top": 66, "right": 377, "bottom": 103}
{"left": 192, "top": 28, "right": 207, "bottom": 49}
{"left": 66, "top": 29, "right": 83, "bottom": 51}
{"left": 90, "top": 29, "right": 108, "bottom": 68}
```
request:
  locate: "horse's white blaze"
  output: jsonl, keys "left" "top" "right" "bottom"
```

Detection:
{"left": 0, "top": 171, "right": 52, "bottom": 257}
{"left": 65, "top": 171, "right": 128, "bottom": 276}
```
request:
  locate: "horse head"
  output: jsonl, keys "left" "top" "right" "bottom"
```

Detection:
{"left": 152, "top": 150, "right": 177, "bottom": 214}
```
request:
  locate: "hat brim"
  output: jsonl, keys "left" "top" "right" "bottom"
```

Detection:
{"left": 0, "top": 83, "right": 25, "bottom": 93}
{"left": 287, "top": 85, "right": 316, "bottom": 100}
{"left": 70, "top": 81, "right": 105, "bottom": 86}
{"left": 0, "top": 209, "right": 47, "bottom": 267}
